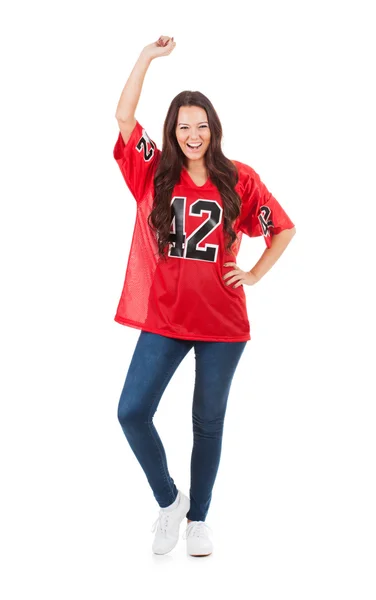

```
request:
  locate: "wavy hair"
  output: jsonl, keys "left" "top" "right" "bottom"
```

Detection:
{"left": 147, "top": 91, "right": 242, "bottom": 261}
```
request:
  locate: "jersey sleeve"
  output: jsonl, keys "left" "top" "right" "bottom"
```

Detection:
{"left": 113, "top": 120, "right": 160, "bottom": 203}
{"left": 237, "top": 162, "right": 295, "bottom": 248}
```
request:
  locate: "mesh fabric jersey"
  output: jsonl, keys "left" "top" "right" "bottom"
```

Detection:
{"left": 113, "top": 120, "right": 295, "bottom": 342}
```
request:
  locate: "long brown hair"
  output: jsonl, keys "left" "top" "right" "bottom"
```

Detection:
{"left": 147, "top": 91, "right": 242, "bottom": 261}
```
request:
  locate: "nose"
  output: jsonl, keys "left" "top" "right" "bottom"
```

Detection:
{"left": 186, "top": 128, "right": 201, "bottom": 140}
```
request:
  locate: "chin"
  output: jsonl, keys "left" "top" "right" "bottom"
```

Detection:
{"left": 185, "top": 153, "right": 201, "bottom": 159}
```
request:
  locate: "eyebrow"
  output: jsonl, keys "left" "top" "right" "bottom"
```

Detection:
{"left": 178, "top": 121, "right": 208, "bottom": 125}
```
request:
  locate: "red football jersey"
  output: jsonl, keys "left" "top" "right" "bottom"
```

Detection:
{"left": 113, "top": 120, "right": 295, "bottom": 342}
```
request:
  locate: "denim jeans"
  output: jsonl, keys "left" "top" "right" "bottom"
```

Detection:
{"left": 117, "top": 330, "right": 247, "bottom": 522}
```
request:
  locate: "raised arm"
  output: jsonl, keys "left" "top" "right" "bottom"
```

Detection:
{"left": 115, "top": 35, "right": 176, "bottom": 144}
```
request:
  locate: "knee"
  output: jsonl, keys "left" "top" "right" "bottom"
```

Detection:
{"left": 192, "top": 413, "right": 225, "bottom": 438}
{"left": 117, "top": 396, "right": 146, "bottom": 428}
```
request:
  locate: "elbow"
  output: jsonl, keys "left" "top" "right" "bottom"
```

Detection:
{"left": 115, "top": 113, "right": 135, "bottom": 123}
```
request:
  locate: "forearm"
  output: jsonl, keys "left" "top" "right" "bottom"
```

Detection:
{"left": 250, "top": 227, "right": 296, "bottom": 282}
{"left": 115, "top": 51, "right": 152, "bottom": 121}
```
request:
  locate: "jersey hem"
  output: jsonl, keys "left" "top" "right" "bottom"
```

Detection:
{"left": 114, "top": 315, "right": 251, "bottom": 342}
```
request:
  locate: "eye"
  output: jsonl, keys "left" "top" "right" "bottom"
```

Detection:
{"left": 179, "top": 125, "right": 208, "bottom": 129}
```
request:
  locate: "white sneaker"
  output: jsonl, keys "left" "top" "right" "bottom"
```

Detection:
{"left": 151, "top": 490, "right": 190, "bottom": 555}
{"left": 183, "top": 520, "right": 213, "bottom": 556}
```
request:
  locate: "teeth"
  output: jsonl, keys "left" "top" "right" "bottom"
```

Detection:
{"left": 187, "top": 143, "right": 202, "bottom": 148}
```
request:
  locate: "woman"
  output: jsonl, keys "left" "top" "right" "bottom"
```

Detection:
{"left": 113, "top": 36, "right": 296, "bottom": 557}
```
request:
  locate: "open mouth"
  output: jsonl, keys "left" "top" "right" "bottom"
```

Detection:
{"left": 186, "top": 143, "right": 202, "bottom": 151}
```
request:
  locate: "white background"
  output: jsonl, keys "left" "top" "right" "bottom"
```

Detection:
{"left": 1, "top": 0, "right": 375, "bottom": 598}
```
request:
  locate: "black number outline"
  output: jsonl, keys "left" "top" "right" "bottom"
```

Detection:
{"left": 258, "top": 205, "right": 274, "bottom": 236}
{"left": 136, "top": 129, "right": 156, "bottom": 162}
{"left": 168, "top": 196, "right": 223, "bottom": 263}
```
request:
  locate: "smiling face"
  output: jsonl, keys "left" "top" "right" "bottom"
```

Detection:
{"left": 175, "top": 105, "right": 211, "bottom": 164}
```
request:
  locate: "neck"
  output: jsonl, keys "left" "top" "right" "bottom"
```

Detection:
{"left": 185, "top": 158, "right": 207, "bottom": 173}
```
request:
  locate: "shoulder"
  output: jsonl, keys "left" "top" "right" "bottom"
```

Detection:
{"left": 114, "top": 119, "right": 160, "bottom": 162}
{"left": 230, "top": 159, "right": 259, "bottom": 194}
{"left": 231, "top": 159, "right": 258, "bottom": 177}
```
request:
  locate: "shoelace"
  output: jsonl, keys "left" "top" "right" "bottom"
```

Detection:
{"left": 182, "top": 520, "right": 212, "bottom": 540}
{"left": 151, "top": 510, "right": 170, "bottom": 537}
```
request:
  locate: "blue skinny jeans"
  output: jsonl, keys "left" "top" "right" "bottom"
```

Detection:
{"left": 117, "top": 330, "right": 247, "bottom": 522}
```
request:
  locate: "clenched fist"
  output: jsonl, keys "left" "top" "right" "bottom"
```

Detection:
{"left": 141, "top": 36, "right": 176, "bottom": 61}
